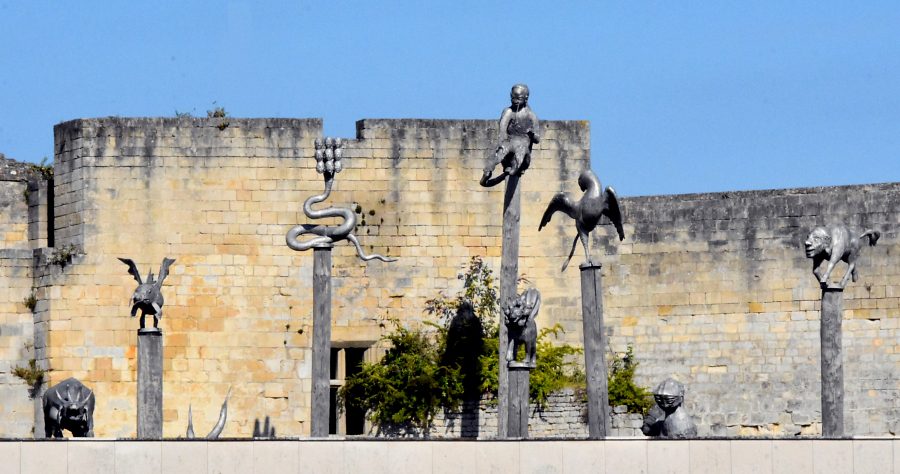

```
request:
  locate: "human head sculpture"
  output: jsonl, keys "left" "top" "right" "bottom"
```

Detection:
{"left": 652, "top": 378, "right": 685, "bottom": 413}
{"left": 510, "top": 84, "right": 529, "bottom": 110}
{"left": 804, "top": 227, "right": 830, "bottom": 258}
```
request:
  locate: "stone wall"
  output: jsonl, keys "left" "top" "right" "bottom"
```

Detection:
{"left": 605, "top": 183, "right": 900, "bottom": 437}
{"left": 40, "top": 117, "right": 589, "bottom": 437}
{"left": 0, "top": 154, "right": 39, "bottom": 437}
{"left": 1, "top": 116, "right": 896, "bottom": 439}
{"left": 371, "top": 391, "right": 645, "bottom": 439}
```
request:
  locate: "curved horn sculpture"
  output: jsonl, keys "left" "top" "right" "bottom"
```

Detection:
{"left": 286, "top": 137, "right": 396, "bottom": 262}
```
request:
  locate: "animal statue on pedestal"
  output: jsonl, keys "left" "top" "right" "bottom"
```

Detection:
{"left": 118, "top": 257, "right": 175, "bottom": 329}
{"left": 43, "top": 377, "right": 95, "bottom": 438}
{"left": 539, "top": 169, "right": 625, "bottom": 271}
{"left": 504, "top": 288, "right": 541, "bottom": 368}
{"left": 804, "top": 225, "right": 880, "bottom": 289}
{"left": 286, "top": 137, "right": 395, "bottom": 262}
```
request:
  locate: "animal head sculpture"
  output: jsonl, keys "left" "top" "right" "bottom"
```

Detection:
{"left": 43, "top": 377, "right": 95, "bottom": 438}
{"left": 118, "top": 257, "right": 175, "bottom": 329}
{"left": 504, "top": 288, "right": 541, "bottom": 368}
{"left": 804, "top": 225, "right": 879, "bottom": 289}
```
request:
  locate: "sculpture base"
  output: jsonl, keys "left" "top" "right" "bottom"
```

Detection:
{"left": 507, "top": 365, "right": 531, "bottom": 439}
{"left": 137, "top": 329, "right": 163, "bottom": 439}
{"left": 311, "top": 246, "right": 332, "bottom": 438}
{"left": 580, "top": 263, "right": 609, "bottom": 439}
{"left": 821, "top": 286, "right": 844, "bottom": 437}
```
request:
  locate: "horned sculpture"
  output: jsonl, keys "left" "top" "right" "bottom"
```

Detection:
{"left": 43, "top": 377, "right": 95, "bottom": 438}
{"left": 118, "top": 257, "right": 175, "bottom": 329}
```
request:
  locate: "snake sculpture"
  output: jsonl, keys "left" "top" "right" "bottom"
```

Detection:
{"left": 286, "top": 137, "right": 395, "bottom": 262}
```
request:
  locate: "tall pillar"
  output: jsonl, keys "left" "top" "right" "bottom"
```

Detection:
{"left": 580, "top": 262, "right": 609, "bottom": 439}
{"left": 820, "top": 286, "right": 844, "bottom": 437}
{"left": 310, "top": 245, "right": 333, "bottom": 438}
{"left": 507, "top": 365, "right": 531, "bottom": 438}
{"left": 137, "top": 328, "right": 163, "bottom": 439}
{"left": 498, "top": 173, "right": 521, "bottom": 438}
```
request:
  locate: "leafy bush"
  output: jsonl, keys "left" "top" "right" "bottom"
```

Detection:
{"left": 341, "top": 256, "right": 587, "bottom": 430}
{"left": 13, "top": 359, "right": 45, "bottom": 398}
{"left": 607, "top": 345, "right": 653, "bottom": 414}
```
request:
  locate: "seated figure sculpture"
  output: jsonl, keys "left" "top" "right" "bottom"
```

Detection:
{"left": 641, "top": 378, "right": 697, "bottom": 439}
{"left": 480, "top": 84, "right": 541, "bottom": 187}
{"left": 43, "top": 377, "right": 95, "bottom": 438}
{"left": 804, "top": 224, "right": 880, "bottom": 289}
{"left": 504, "top": 287, "right": 541, "bottom": 368}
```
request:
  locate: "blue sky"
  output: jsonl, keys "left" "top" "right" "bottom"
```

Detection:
{"left": 1, "top": 1, "right": 899, "bottom": 196}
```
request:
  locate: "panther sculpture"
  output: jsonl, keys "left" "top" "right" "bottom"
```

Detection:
{"left": 804, "top": 225, "right": 880, "bottom": 289}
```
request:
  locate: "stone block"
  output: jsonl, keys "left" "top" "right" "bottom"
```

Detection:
{"left": 561, "top": 441, "right": 603, "bottom": 474}
{"left": 21, "top": 441, "right": 66, "bottom": 474}
{"left": 604, "top": 440, "right": 648, "bottom": 473}
{"left": 207, "top": 441, "right": 253, "bottom": 474}
{"left": 647, "top": 440, "right": 689, "bottom": 474}
{"left": 344, "top": 441, "right": 390, "bottom": 474}
{"left": 852, "top": 439, "right": 893, "bottom": 474}
{"left": 387, "top": 442, "right": 433, "bottom": 473}
{"left": 475, "top": 441, "right": 520, "bottom": 473}
{"left": 66, "top": 441, "right": 115, "bottom": 474}
{"left": 772, "top": 440, "right": 812, "bottom": 474}
{"left": 298, "top": 441, "right": 344, "bottom": 474}
{"left": 160, "top": 441, "right": 207, "bottom": 473}
{"left": 689, "top": 440, "right": 730, "bottom": 474}
{"left": 432, "top": 441, "right": 477, "bottom": 474}
{"left": 731, "top": 440, "right": 772, "bottom": 474}
{"left": 0, "top": 441, "right": 21, "bottom": 474}
{"left": 114, "top": 441, "right": 161, "bottom": 474}
{"left": 519, "top": 441, "right": 563, "bottom": 473}
{"left": 252, "top": 441, "right": 299, "bottom": 473}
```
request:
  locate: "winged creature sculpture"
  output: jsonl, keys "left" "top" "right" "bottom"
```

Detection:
{"left": 538, "top": 169, "right": 624, "bottom": 271}
{"left": 118, "top": 257, "right": 176, "bottom": 329}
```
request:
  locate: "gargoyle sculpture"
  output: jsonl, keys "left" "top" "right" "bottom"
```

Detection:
{"left": 480, "top": 84, "right": 541, "bottom": 187}
{"left": 538, "top": 169, "right": 625, "bottom": 271}
{"left": 504, "top": 288, "right": 541, "bottom": 368}
{"left": 118, "top": 257, "right": 175, "bottom": 329}
{"left": 43, "top": 377, "right": 95, "bottom": 438}
{"left": 641, "top": 378, "right": 697, "bottom": 439}
{"left": 186, "top": 388, "right": 230, "bottom": 439}
{"left": 804, "top": 225, "right": 880, "bottom": 289}
{"left": 286, "top": 137, "right": 395, "bottom": 262}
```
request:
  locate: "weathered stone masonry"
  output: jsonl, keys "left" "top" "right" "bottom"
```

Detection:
{"left": 0, "top": 117, "right": 896, "bottom": 438}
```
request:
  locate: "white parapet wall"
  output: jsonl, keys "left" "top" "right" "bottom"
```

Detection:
{"left": 0, "top": 438, "right": 897, "bottom": 473}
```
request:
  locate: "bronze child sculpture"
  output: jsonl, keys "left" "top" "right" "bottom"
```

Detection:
{"left": 481, "top": 84, "right": 541, "bottom": 187}
{"left": 118, "top": 257, "right": 176, "bottom": 330}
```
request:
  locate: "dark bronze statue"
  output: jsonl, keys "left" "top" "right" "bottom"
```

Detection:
{"left": 286, "top": 137, "right": 395, "bottom": 262}
{"left": 504, "top": 288, "right": 541, "bottom": 368}
{"left": 805, "top": 225, "right": 880, "bottom": 289}
{"left": 186, "top": 388, "right": 230, "bottom": 439}
{"left": 641, "top": 378, "right": 697, "bottom": 439}
{"left": 480, "top": 84, "right": 541, "bottom": 187}
{"left": 118, "top": 257, "right": 175, "bottom": 329}
{"left": 43, "top": 377, "right": 95, "bottom": 438}
{"left": 538, "top": 169, "right": 625, "bottom": 271}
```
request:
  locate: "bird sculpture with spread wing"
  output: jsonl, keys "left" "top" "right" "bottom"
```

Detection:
{"left": 538, "top": 169, "right": 625, "bottom": 271}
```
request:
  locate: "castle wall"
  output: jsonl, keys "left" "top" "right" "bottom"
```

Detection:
{"left": 0, "top": 155, "right": 40, "bottom": 437}
{"left": 607, "top": 183, "right": 900, "bottom": 436}
{"left": 8, "top": 116, "right": 897, "bottom": 439}
{"left": 43, "top": 117, "right": 588, "bottom": 437}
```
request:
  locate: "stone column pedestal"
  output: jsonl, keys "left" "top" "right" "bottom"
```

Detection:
{"left": 507, "top": 364, "right": 531, "bottom": 438}
{"left": 820, "top": 285, "right": 844, "bottom": 437}
{"left": 580, "top": 262, "right": 609, "bottom": 439}
{"left": 310, "top": 245, "right": 333, "bottom": 438}
{"left": 137, "top": 328, "right": 163, "bottom": 439}
{"left": 497, "top": 173, "right": 522, "bottom": 438}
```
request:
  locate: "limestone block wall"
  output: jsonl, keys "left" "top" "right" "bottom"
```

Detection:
{"left": 606, "top": 183, "right": 900, "bottom": 437}
{"left": 43, "top": 117, "right": 589, "bottom": 438}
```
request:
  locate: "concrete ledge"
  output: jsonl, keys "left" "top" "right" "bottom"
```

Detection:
{"left": 0, "top": 439, "right": 897, "bottom": 473}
